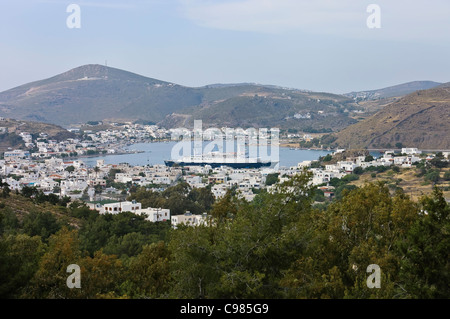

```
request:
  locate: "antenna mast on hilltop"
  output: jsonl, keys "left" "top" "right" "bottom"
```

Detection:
{"left": 104, "top": 60, "right": 108, "bottom": 79}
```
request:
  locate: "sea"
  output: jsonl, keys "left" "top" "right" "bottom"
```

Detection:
{"left": 80, "top": 141, "right": 334, "bottom": 168}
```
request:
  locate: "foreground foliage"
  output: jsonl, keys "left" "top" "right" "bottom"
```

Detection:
{"left": 0, "top": 171, "right": 448, "bottom": 299}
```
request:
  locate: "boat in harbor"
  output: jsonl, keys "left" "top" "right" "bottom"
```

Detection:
{"left": 164, "top": 151, "right": 274, "bottom": 169}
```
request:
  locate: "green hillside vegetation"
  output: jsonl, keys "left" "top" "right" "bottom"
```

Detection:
{"left": 163, "top": 91, "right": 356, "bottom": 131}
{"left": 1, "top": 171, "right": 448, "bottom": 299}
{"left": 347, "top": 159, "right": 450, "bottom": 201}
{"left": 127, "top": 182, "right": 215, "bottom": 216}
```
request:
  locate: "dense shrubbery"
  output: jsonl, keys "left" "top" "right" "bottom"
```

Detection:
{"left": 444, "top": 171, "right": 450, "bottom": 181}
{"left": 127, "top": 182, "right": 215, "bottom": 215}
{"left": 265, "top": 173, "right": 279, "bottom": 186}
{"left": 0, "top": 171, "right": 449, "bottom": 299}
{"left": 364, "top": 165, "right": 390, "bottom": 173}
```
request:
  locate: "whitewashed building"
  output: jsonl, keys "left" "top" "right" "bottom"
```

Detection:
{"left": 402, "top": 148, "right": 422, "bottom": 155}
{"left": 136, "top": 207, "right": 170, "bottom": 222}
{"left": 101, "top": 201, "right": 142, "bottom": 214}
{"left": 171, "top": 212, "right": 208, "bottom": 229}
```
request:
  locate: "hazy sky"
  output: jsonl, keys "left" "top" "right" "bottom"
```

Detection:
{"left": 1, "top": 0, "right": 450, "bottom": 93}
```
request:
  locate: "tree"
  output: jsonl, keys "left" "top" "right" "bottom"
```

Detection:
{"left": 341, "top": 174, "right": 359, "bottom": 183}
{"left": 0, "top": 207, "right": 19, "bottom": 235}
{"left": 79, "top": 214, "right": 112, "bottom": 255}
{"left": 168, "top": 170, "right": 317, "bottom": 299}
{"left": 209, "top": 190, "right": 239, "bottom": 224}
{"left": 78, "top": 250, "right": 124, "bottom": 298}
{"left": 93, "top": 166, "right": 101, "bottom": 178}
{"left": 22, "top": 211, "right": 61, "bottom": 241}
{"left": 424, "top": 169, "right": 440, "bottom": 184}
{"left": 187, "top": 187, "right": 215, "bottom": 213}
{"left": 26, "top": 228, "right": 82, "bottom": 298}
{"left": 265, "top": 173, "right": 279, "bottom": 186}
{"left": 334, "top": 184, "right": 357, "bottom": 200}
{"left": 94, "top": 184, "right": 103, "bottom": 194}
{"left": 365, "top": 155, "right": 374, "bottom": 162}
{"left": 122, "top": 242, "right": 172, "bottom": 298}
{"left": 78, "top": 211, "right": 170, "bottom": 257}
{"left": 430, "top": 157, "right": 448, "bottom": 168}
{"left": 65, "top": 165, "right": 75, "bottom": 173}
{"left": 282, "top": 182, "right": 419, "bottom": 298}
{"left": 313, "top": 188, "right": 326, "bottom": 202}
{"left": 21, "top": 186, "right": 39, "bottom": 198}
{"left": 129, "top": 182, "right": 214, "bottom": 216}
{"left": 0, "top": 180, "right": 10, "bottom": 198}
{"left": 68, "top": 201, "right": 93, "bottom": 219}
{"left": 53, "top": 185, "right": 61, "bottom": 194}
{"left": 444, "top": 171, "right": 450, "bottom": 181}
{"left": 103, "top": 232, "right": 148, "bottom": 259}
{"left": 168, "top": 223, "right": 219, "bottom": 298}
{"left": 0, "top": 234, "right": 45, "bottom": 298}
{"left": 396, "top": 187, "right": 450, "bottom": 298}
{"left": 329, "top": 177, "right": 344, "bottom": 188}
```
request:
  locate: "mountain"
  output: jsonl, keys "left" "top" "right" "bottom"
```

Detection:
{"left": 2, "top": 65, "right": 444, "bottom": 136}
{"left": 161, "top": 90, "right": 357, "bottom": 131}
{"left": 334, "top": 84, "right": 450, "bottom": 150}
{"left": 0, "top": 64, "right": 206, "bottom": 126}
{"left": 0, "top": 64, "right": 359, "bottom": 131}
{"left": 345, "top": 81, "right": 442, "bottom": 101}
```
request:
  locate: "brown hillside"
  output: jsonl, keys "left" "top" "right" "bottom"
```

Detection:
{"left": 335, "top": 85, "right": 450, "bottom": 150}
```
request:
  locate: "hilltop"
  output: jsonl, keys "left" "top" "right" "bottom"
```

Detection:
{"left": 345, "top": 81, "right": 442, "bottom": 101}
{"left": 0, "top": 64, "right": 201, "bottom": 126}
{"left": 0, "top": 64, "right": 359, "bottom": 131}
{"left": 1, "top": 65, "right": 446, "bottom": 136}
{"left": 334, "top": 84, "right": 450, "bottom": 150}
{"left": 162, "top": 89, "right": 358, "bottom": 131}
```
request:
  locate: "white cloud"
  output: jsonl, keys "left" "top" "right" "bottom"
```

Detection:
{"left": 37, "top": 0, "right": 137, "bottom": 10}
{"left": 179, "top": 0, "right": 450, "bottom": 41}
{"left": 180, "top": 0, "right": 362, "bottom": 34}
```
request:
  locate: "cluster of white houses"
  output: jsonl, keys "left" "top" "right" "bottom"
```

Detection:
{"left": 87, "top": 200, "right": 206, "bottom": 229}
{"left": 0, "top": 122, "right": 172, "bottom": 160}
{"left": 0, "top": 157, "right": 181, "bottom": 200}
{"left": 2, "top": 146, "right": 449, "bottom": 228}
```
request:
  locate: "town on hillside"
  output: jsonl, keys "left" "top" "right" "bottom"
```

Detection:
{"left": 2, "top": 121, "right": 449, "bottom": 229}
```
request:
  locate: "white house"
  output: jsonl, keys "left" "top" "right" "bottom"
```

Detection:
{"left": 401, "top": 148, "right": 421, "bottom": 155}
{"left": 136, "top": 207, "right": 170, "bottom": 222}
{"left": 171, "top": 212, "right": 208, "bottom": 229}
{"left": 4, "top": 150, "right": 30, "bottom": 161}
{"left": 393, "top": 155, "right": 421, "bottom": 167}
{"left": 114, "top": 173, "right": 133, "bottom": 183}
{"left": 100, "top": 201, "right": 142, "bottom": 214}
{"left": 211, "top": 184, "right": 227, "bottom": 198}
{"left": 339, "top": 161, "right": 358, "bottom": 173}
{"left": 2, "top": 178, "right": 21, "bottom": 191}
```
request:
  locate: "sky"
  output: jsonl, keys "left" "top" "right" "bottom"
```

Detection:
{"left": 1, "top": 0, "right": 450, "bottom": 94}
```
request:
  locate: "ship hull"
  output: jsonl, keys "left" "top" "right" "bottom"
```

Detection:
{"left": 164, "top": 160, "right": 272, "bottom": 169}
